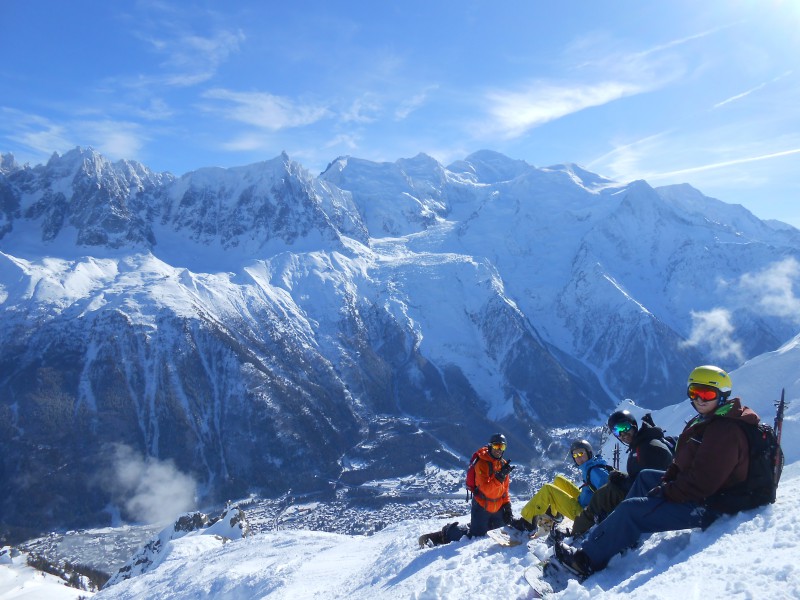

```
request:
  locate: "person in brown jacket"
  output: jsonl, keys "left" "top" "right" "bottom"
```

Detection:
{"left": 554, "top": 365, "right": 759, "bottom": 577}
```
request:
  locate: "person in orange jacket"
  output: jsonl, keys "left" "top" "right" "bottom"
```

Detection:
{"left": 418, "top": 433, "right": 515, "bottom": 546}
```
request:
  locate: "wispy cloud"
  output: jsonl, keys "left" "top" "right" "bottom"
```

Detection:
{"left": 78, "top": 120, "right": 146, "bottom": 160}
{"left": 479, "top": 26, "right": 714, "bottom": 140}
{"left": 157, "top": 30, "right": 245, "bottom": 87}
{"left": 483, "top": 80, "right": 650, "bottom": 139}
{"left": 202, "top": 89, "right": 330, "bottom": 130}
{"left": 739, "top": 257, "right": 800, "bottom": 324}
{"left": 713, "top": 71, "right": 793, "bottom": 109}
{"left": 341, "top": 95, "right": 382, "bottom": 124}
{"left": 324, "top": 133, "right": 360, "bottom": 151}
{"left": 713, "top": 82, "right": 769, "bottom": 109}
{"left": 127, "top": 5, "right": 245, "bottom": 89}
{"left": 680, "top": 307, "right": 745, "bottom": 363}
{"left": 217, "top": 132, "right": 271, "bottom": 152}
{"left": 637, "top": 24, "right": 737, "bottom": 58}
{"left": 586, "top": 131, "right": 672, "bottom": 178}
{"left": 395, "top": 88, "right": 435, "bottom": 120}
{"left": 647, "top": 148, "right": 800, "bottom": 180}
{"left": 0, "top": 105, "right": 151, "bottom": 164}
{"left": 0, "top": 108, "right": 73, "bottom": 155}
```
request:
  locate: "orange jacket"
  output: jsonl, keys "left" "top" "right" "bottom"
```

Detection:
{"left": 472, "top": 446, "right": 510, "bottom": 513}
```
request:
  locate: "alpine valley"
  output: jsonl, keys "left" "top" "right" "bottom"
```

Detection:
{"left": 1, "top": 147, "right": 799, "bottom": 541}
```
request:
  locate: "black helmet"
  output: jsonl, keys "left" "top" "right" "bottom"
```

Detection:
{"left": 570, "top": 439, "right": 593, "bottom": 461}
{"left": 607, "top": 410, "right": 638, "bottom": 432}
{"left": 489, "top": 433, "right": 506, "bottom": 446}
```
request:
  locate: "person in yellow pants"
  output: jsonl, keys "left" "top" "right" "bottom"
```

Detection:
{"left": 512, "top": 440, "right": 610, "bottom": 538}
{"left": 521, "top": 474, "right": 583, "bottom": 523}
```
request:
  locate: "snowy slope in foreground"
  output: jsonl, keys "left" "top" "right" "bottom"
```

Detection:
{"left": 87, "top": 466, "right": 800, "bottom": 599}
{"left": 0, "top": 551, "right": 88, "bottom": 600}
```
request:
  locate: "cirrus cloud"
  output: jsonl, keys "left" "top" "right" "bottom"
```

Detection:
{"left": 202, "top": 89, "right": 331, "bottom": 131}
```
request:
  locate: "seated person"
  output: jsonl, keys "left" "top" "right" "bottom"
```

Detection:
{"left": 512, "top": 439, "right": 609, "bottom": 538}
{"left": 570, "top": 410, "right": 675, "bottom": 537}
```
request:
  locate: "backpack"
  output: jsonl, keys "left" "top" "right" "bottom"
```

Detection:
{"left": 707, "top": 420, "right": 784, "bottom": 514}
{"left": 465, "top": 451, "right": 482, "bottom": 494}
{"left": 585, "top": 463, "right": 614, "bottom": 492}
{"left": 641, "top": 413, "right": 677, "bottom": 454}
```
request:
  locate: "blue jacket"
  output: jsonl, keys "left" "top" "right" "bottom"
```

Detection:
{"left": 577, "top": 455, "right": 610, "bottom": 507}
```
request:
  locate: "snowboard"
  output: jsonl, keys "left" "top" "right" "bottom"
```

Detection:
{"left": 524, "top": 562, "right": 554, "bottom": 598}
{"left": 486, "top": 526, "right": 528, "bottom": 547}
{"left": 524, "top": 559, "right": 584, "bottom": 598}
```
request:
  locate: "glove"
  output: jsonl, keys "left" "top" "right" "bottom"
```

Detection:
{"left": 647, "top": 484, "right": 665, "bottom": 498}
{"left": 609, "top": 471, "right": 629, "bottom": 487}
{"left": 495, "top": 461, "right": 515, "bottom": 482}
{"left": 502, "top": 502, "right": 513, "bottom": 525}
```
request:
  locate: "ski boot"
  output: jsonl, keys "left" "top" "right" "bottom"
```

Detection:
{"left": 418, "top": 521, "right": 458, "bottom": 547}
{"left": 531, "top": 512, "right": 559, "bottom": 539}
{"left": 553, "top": 541, "right": 593, "bottom": 581}
{"left": 508, "top": 516, "right": 536, "bottom": 533}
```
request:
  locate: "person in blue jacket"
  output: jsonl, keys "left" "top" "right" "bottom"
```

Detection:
{"left": 511, "top": 439, "right": 610, "bottom": 538}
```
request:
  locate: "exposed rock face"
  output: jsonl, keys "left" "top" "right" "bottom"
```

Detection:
{"left": 105, "top": 505, "right": 250, "bottom": 588}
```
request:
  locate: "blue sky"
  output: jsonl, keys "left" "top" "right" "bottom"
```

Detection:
{"left": 2, "top": 0, "right": 799, "bottom": 226}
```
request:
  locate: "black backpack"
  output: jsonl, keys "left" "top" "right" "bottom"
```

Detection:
{"left": 707, "top": 420, "right": 784, "bottom": 514}
{"left": 641, "top": 413, "right": 677, "bottom": 454}
{"left": 661, "top": 434, "right": 678, "bottom": 455}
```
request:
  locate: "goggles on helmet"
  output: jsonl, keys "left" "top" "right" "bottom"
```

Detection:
{"left": 572, "top": 450, "right": 586, "bottom": 459}
{"left": 490, "top": 442, "right": 507, "bottom": 452}
{"left": 688, "top": 384, "right": 720, "bottom": 403}
{"left": 612, "top": 422, "right": 634, "bottom": 436}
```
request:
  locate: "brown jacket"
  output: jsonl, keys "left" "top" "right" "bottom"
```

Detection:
{"left": 662, "top": 398, "right": 759, "bottom": 504}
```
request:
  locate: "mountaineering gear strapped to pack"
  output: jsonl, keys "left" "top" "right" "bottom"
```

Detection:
{"left": 774, "top": 389, "right": 787, "bottom": 485}
{"left": 706, "top": 389, "right": 786, "bottom": 513}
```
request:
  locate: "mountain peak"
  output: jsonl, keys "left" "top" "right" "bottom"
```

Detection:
{"left": 544, "top": 162, "right": 619, "bottom": 192}
{"left": 447, "top": 150, "right": 532, "bottom": 183}
{"left": 1, "top": 152, "right": 20, "bottom": 174}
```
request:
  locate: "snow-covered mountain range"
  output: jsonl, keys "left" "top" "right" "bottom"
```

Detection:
{"left": 1, "top": 147, "right": 799, "bottom": 536}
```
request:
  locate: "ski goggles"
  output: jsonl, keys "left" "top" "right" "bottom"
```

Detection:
{"left": 490, "top": 442, "right": 507, "bottom": 452}
{"left": 612, "top": 422, "right": 634, "bottom": 436}
{"left": 571, "top": 450, "right": 586, "bottom": 459}
{"left": 688, "top": 384, "right": 720, "bottom": 402}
